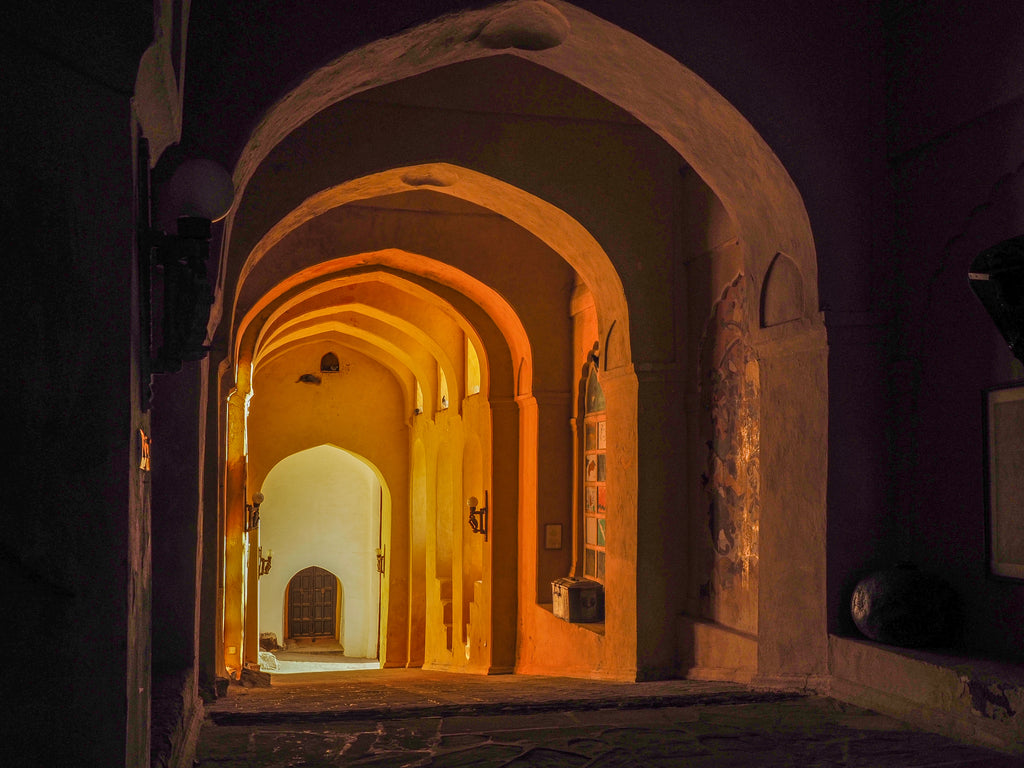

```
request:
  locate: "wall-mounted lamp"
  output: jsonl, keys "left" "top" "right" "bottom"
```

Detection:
{"left": 467, "top": 491, "right": 489, "bottom": 542}
{"left": 258, "top": 547, "right": 273, "bottom": 577}
{"left": 245, "top": 492, "right": 264, "bottom": 532}
{"left": 970, "top": 235, "right": 1024, "bottom": 363}
{"left": 138, "top": 141, "right": 235, "bottom": 404}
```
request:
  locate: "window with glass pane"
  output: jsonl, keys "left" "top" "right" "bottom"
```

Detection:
{"left": 583, "top": 367, "right": 606, "bottom": 582}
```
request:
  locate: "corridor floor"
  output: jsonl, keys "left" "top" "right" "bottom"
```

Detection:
{"left": 197, "top": 668, "right": 1023, "bottom": 767}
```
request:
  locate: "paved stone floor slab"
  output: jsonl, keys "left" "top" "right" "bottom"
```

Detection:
{"left": 196, "top": 669, "right": 1024, "bottom": 767}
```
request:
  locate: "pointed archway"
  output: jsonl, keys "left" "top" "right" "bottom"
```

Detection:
{"left": 257, "top": 445, "right": 387, "bottom": 660}
{"left": 207, "top": 0, "right": 826, "bottom": 685}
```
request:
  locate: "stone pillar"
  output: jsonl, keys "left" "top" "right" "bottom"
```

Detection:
{"left": 490, "top": 397, "right": 520, "bottom": 673}
{"left": 533, "top": 392, "right": 573, "bottom": 600}
{"left": 199, "top": 353, "right": 227, "bottom": 694}
{"left": 224, "top": 390, "right": 247, "bottom": 675}
{"left": 244, "top": 526, "right": 260, "bottom": 666}
{"left": 632, "top": 364, "right": 689, "bottom": 680}
{"left": 596, "top": 365, "right": 640, "bottom": 678}
{"left": 753, "top": 323, "right": 829, "bottom": 685}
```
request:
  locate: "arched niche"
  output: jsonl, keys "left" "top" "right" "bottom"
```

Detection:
{"left": 760, "top": 253, "right": 804, "bottom": 328}
{"left": 257, "top": 445, "right": 388, "bottom": 660}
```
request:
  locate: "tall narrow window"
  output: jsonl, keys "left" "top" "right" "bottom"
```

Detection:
{"left": 466, "top": 338, "right": 481, "bottom": 396}
{"left": 582, "top": 366, "right": 606, "bottom": 582}
{"left": 438, "top": 366, "right": 449, "bottom": 410}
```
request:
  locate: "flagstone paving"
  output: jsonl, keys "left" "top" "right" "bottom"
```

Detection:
{"left": 196, "top": 668, "right": 1023, "bottom": 767}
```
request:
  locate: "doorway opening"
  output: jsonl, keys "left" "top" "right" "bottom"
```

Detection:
{"left": 254, "top": 444, "right": 387, "bottom": 671}
{"left": 287, "top": 566, "right": 340, "bottom": 642}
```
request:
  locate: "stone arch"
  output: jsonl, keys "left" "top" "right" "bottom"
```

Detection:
{"left": 214, "top": 0, "right": 827, "bottom": 682}
{"left": 236, "top": 251, "right": 524, "bottom": 401}
{"left": 217, "top": 0, "right": 819, "bottom": 342}
{"left": 257, "top": 445, "right": 389, "bottom": 659}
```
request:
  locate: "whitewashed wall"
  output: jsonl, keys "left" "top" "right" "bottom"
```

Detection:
{"left": 257, "top": 445, "right": 382, "bottom": 657}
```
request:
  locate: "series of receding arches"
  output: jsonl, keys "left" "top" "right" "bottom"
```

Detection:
{"left": 211, "top": 1, "right": 827, "bottom": 682}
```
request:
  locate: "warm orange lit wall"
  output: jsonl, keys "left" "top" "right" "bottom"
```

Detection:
{"left": 410, "top": 329, "right": 496, "bottom": 673}
{"left": 246, "top": 343, "right": 410, "bottom": 665}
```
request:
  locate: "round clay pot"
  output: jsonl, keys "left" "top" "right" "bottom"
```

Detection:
{"left": 850, "top": 563, "right": 960, "bottom": 647}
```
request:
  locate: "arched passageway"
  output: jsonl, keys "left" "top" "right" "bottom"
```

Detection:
{"left": 258, "top": 446, "right": 384, "bottom": 659}
{"left": 208, "top": 0, "right": 825, "bottom": 687}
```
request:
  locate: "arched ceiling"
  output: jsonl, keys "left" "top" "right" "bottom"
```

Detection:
{"left": 220, "top": 1, "right": 818, "bottom": 414}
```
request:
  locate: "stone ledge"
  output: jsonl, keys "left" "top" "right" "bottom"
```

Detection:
{"left": 208, "top": 687, "right": 799, "bottom": 726}
{"left": 829, "top": 634, "right": 1024, "bottom": 755}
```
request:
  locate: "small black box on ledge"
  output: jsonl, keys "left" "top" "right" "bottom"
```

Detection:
{"left": 552, "top": 577, "right": 604, "bottom": 622}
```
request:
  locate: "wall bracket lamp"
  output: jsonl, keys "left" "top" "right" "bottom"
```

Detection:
{"left": 258, "top": 546, "right": 273, "bottom": 577}
{"left": 146, "top": 217, "right": 216, "bottom": 374}
{"left": 245, "top": 492, "right": 264, "bottom": 532}
{"left": 970, "top": 235, "right": 1024, "bottom": 364}
{"left": 467, "top": 491, "right": 489, "bottom": 542}
{"left": 137, "top": 139, "right": 234, "bottom": 407}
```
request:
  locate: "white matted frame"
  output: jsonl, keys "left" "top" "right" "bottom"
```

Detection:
{"left": 984, "top": 382, "right": 1024, "bottom": 581}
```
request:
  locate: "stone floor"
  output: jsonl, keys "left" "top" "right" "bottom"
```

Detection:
{"left": 197, "top": 668, "right": 1024, "bottom": 767}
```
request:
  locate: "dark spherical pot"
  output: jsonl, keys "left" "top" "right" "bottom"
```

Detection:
{"left": 850, "top": 563, "right": 960, "bottom": 647}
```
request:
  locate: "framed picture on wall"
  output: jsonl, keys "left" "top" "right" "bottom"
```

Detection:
{"left": 984, "top": 382, "right": 1024, "bottom": 581}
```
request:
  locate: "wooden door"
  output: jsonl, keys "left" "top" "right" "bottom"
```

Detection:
{"left": 288, "top": 566, "right": 337, "bottom": 638}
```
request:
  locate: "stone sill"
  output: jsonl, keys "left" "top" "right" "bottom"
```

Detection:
{"left": 829, "top": 634, "right": 1024, "bottom": 755}
{"left": 538, "top": 602, "right": 605, "bottom": 635}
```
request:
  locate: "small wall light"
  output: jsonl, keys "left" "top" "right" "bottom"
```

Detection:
{"left": 138, "top": 141, "right": 234, "bottom": 404}
{"left": 258, "top": 547, "right": 273, "bottom": 577}
{"left": 245, "top": 492, "right": 264, "bottom": 532}
{"left": 467, "top": 491, "right": 489, "bottom": 542}
{"left": 970, "top": 236, "right": 1024, "bottom": 363}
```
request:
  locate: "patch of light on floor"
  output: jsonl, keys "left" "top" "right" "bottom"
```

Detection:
{"left": 261, "top": 653, "right": 381, "bottom": 674}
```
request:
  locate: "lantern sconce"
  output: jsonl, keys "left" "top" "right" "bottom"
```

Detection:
{"left": 138, "top": 140, "right": 235, "bottom": 407}
{"left": 258, "top": 547, "right": 273, "bottom": 577}
{"left": 245, "top": 492, "right": 264, "bottom": 532}
{"left": 467, "top": 491, "right": 488, "bottom": 542}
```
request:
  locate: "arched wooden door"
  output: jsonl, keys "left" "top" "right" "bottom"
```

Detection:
{"left": 288, "top": 566, "right": 338, "bottom": 638}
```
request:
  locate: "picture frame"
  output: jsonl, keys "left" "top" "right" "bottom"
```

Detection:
{"left": 544, "top": 523, "right": 562, "bottom": 550}
{"left": 983, "top": 382, "right": 1024, "bottom": 581}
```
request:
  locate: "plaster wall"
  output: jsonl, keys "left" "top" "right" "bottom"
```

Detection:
{"left": 881, "top": 1, "right": 1024, "bottom": 659}
{"left": 257, "top": 445, "right": 381, "bottom": 657}
{"left": 0, "top": 23, "right": 153, "bottom": 764}
{"left": 246, "top": 343, "right": 410, "bottom": 664}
